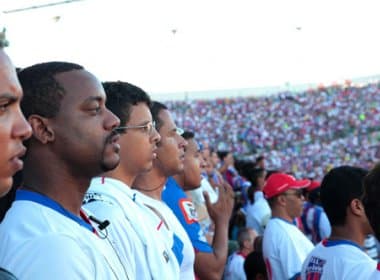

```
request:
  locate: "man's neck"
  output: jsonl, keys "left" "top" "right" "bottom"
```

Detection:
{"left": 22, "top": 173, "right": 89, "bottom": 216}
{"left": 329, "top": 225, "right": 367, "bottom": 247}
{"left": 22, "top": 149, "right": 96, "bottom": 216}
{"left": 271, "top": 208, "right": 294, "bottom": 223}
{"left": 238, "top": 248, "right": 251, "bottom": 258}
{"left": 172, "top": 173, "right": 184, "bottom": 188}
{"left": 104, "top": 166, "right": 136, "bottom": 188}
{"left": 133, "top": 167, "right": 167, "bottom": 200}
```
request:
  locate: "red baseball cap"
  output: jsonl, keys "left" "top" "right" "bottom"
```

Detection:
{"left": 263, "top": 173, "right": 311, "bottom": 199}
{"left": 306, "top": 180, "right": 321, "bottom": 192}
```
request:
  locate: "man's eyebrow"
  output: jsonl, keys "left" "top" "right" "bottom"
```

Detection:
{"left": 0, "top": 93, "right": 18, "bottom": 102}
{"left": 83, "top": 96, "right": 103, "bottom": 103}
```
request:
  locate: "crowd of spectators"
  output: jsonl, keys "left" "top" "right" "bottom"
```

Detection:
{"left": 167, "top": 82, "right": 380, "bottom": 180}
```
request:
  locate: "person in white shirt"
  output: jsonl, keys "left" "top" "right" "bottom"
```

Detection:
{"left": 133, "top": 101, "right": 196, "bottom": 279}
{"left": 0, "top": 62, "right": 128, "bottom": 279}
{"left": 362, "top": 163, "right": 380, "bottom": 279}
{"left": 224, "top": 227, "right": 257, "bottom": 280}
{"left": 83, "top": 81, "right": 181, "bottom": 279}
{"left": 162, "top": 131, "right": 234, "bottom": 280}
{"left": 301, "top": 166, "right": 376, "bottom": 279}
{"left": 0, "top": 48, "right": 32, "bottom": 280}
{"left": 0, "top": 49, "right": 31, "bottom": 198}
{"left": 244, "top": 168, "right": 271, "bottom": 235}
{"left": 262, "top": 173, "right": 314, "bottom": 280}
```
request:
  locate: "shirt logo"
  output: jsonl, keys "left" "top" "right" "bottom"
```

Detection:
{"left": 179, "top": 198, "right": 198, "bottom": 224}
{"left": 305, "top": 256, "right": 326, "bottom": 279}
{"left": 83, "top": 192, "right": 110, "bottom": 205}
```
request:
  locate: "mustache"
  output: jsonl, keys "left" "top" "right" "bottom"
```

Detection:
{"left": 112, "top": 126, "right": 127, "bottom": 134}
{"left": 106, "top": 127, "right": 122, "bottom": 143}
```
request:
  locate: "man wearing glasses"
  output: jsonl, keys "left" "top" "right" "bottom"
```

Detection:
{"left": 83, "top": 82, "right": 181, "bottom": 279}
{"left": 262, "top": 173, "right": 314, "bottom": 280}
{"left": 133, "top": 101, "right": 196, "bottom": 279}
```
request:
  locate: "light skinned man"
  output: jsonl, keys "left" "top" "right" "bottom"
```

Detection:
{"left": 0, "top": 49, "right": 32, "bottom": 279}
{"left": 83, "top": 81, "right": 182, "bottom": 279}
{"left": 135, "top": 103, "right": 235, "bottom": 280}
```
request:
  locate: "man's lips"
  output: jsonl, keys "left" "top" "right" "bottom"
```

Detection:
{"left": 10, "top": 147, "right": 27, "bottom": 172}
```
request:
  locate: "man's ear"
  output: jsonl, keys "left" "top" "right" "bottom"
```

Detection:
{"left": 350, "top": 198, "right": 365, "bottom": 216}
{"left": 28, "top": 115, "right": 55, "bottom": 144}
{"left": 276, "top": 195, "right": 286, "bottom": 207}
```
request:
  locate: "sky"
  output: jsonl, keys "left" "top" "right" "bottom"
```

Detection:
{"left": 1, "top": 0, "right": 380, "bottom": 99}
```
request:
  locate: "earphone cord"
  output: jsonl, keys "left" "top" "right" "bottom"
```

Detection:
{"left": 96, "top": 226, "right": 130, "bottom": 280}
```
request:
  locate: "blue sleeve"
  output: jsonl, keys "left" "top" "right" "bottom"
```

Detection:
{"left": 163, "top": 178, "right": 213, "bottom": 253}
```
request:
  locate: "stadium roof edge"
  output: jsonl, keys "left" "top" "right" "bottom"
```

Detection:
{"left": 151, "top": 74, "right": 380, "bottom": 102}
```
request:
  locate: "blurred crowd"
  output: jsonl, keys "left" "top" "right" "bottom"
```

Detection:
{"left": 167, "top": 83, "right": 380, "bottom": 180}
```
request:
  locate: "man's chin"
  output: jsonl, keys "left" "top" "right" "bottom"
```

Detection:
{"left": 101, "top": 157, "right": 120, "bottom": 172}
{"left": 0, "top": 178, "right": 12, "bottom": 198}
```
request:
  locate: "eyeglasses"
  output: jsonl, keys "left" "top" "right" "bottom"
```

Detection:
{"left": 282, "top": 189, "right": 304, "bottom": 198}
{"left": 115, "top": 121, "right": 156, "bottom": 135}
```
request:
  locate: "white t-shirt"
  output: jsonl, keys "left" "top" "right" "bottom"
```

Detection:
{"left": 84, "top": 177, "right": 180, "bottom": 280}
{"left": 245, "top": 191, "right": 271, "bottom": 235}
{"left": 223, "top": 251, "right": 247, "bottom": 280}
{"left": 0, "top": 190, "right": 128, "bottom": 280}
{"left": 369, "top": 263, "right": 380, "bottom": 279}
{"left": 135, "top": 191, "right": 195, "bottom": 280}
{"left": 263, "top": 217, "right": 314, "bottom": 280}
{"left": 301, "top": 239, "right": 377, "bottom": 279}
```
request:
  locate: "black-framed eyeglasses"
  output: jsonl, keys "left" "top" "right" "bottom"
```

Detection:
{"left": 115, "top": 121, "right": 156, "bottom": 135}
{"left": 282, "top": 189, "right": 303, "bottom": 198}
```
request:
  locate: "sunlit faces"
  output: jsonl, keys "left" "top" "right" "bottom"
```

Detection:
{"left": 154, "top": 109, "right": 187, "bottom": 176}
{"left": 0, "top": 50, "right": 31, "bottom": 196}
{"left": 183, "top": 138, "right": 206, "bottom": 190}
{"left": 49, "top": 70, "right": 120, "bottom": 177}
{"left": 118, "top": 102, "right": 160, "bottom": 175}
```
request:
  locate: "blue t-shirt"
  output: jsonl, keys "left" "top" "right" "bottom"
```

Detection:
{"left": 162, "top": 177, "right": 213, "bottom": 253}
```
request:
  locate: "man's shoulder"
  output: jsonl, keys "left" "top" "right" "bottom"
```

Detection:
{"left": 163, "top": 177, "right": 187, "bottom": 200}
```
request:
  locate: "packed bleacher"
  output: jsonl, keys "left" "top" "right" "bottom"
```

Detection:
{"left": 167, "top": 82, "right": 380, "bottom": 180}
{"left": 2, "top": 41, "right": 380, "bottom": 280}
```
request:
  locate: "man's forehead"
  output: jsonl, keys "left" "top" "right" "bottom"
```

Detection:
{"left": 0, "top": 49, "right": 11, "bottom": 67}
{"left": 55, "top": 69, "right": 99, "bottom": 90}
{"left": 0, "top": 51, "right": 22, "bottom": 97}
{"left": 187, "top": 139, "right": 198, "bottom": 150}
{"left": 158, "top": 109, "right": 175, "bottom": 129}
{"left": 55, "top": 69, "right": 104, "bottom": 99}
{"left": 129, "top": 102, "right": 152, "bottom": 121}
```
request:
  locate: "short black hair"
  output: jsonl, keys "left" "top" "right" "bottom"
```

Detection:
{"left": 244, "top": 168, "right": 265, "bottom": 189}
{"left": 363, "top": 162, "right": 380, "bottom": 240}
{"left": 182, "top": 131, "right": 194, "bottom": 140}
{"left": 320, "top": 165, "right": 368, "bottom": 226}
{"left": 150, "top": 101, "right": 168, "bottom": 131}
{"left": 217, "top": 150, "right": 230, "bottom": 161}
{"left": 244, "top": 252, "right": 267, "bottom": 280}
{"left": 102, "top": 81, "right": 151, "bottom": 129}
{"left": 308, "top": 188, "right": 321, "bottom": 204}
{"left": 18, "top": 61, "right": 84, "bottom": 119}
